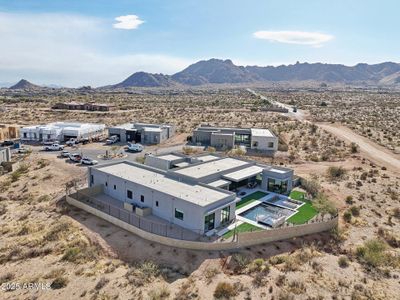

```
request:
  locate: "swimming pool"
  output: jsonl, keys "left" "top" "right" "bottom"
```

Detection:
{"left": 239, "top": 202, "right": 294, "bottom": 227}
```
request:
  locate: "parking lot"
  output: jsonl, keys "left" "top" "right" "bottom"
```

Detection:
{"left": 15, "top": 142, "right": 186, "bottom": 166}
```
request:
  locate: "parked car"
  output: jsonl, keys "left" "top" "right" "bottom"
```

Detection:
{"left": 126, "top": 143, "right": 144, "bottom": 152}
{"left": 17, "top": 146, "right": 30, "bottom": 153}
{"left": 43, "top": 140, "right": 60, "bottom": 146}
{"left": 81, "top": 157, "right": 98, "bottom": 165}
{"left": 106, "top": 135, "right": 119, "bottom": 145}
{"left": 69, "top": 153, "right": 82, "bottom": 163}
{"left": 65, "top": 138, "right": 78, "bottom": 146}
{"left": 44, "top": 143, "right": 64, "bottom": 151}
{"left": 1, "top": 140, "right": 14, "bottom": 147}
{"left": 60, "top": 150, "right": 70, "bottom": 158}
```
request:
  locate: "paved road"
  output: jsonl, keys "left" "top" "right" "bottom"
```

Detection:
{"left": 249, "top": 89, "right": 400, "bottom": 172}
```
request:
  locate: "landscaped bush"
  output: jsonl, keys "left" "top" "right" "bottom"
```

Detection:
{"left": 213, "top": 282, "right": 238, "bottom": 299}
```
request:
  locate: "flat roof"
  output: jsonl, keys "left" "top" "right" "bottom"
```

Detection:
{"left": 174, "top": 162, "right": 191, "bottom": 168}
{"left": 143, "top": 127, "right": 163, "bottom": 132}
{"left": 157, "top": 154, "right": 184, "bottom": 162}
{"left": 222, "top": 165, "right": 264, "bottom": 182}
{"left": 251, "top": 128, "right": 275, "bottom": 138}
{"left": 173, "top": 158, "right": 249, "bottom": 179}
{"left": 268, "top": 167, "right": 290, "bottom": 174}
{"left": 196, "top": 155, "right": 220, "bottom": 162}
{"left": 208, "top": 179, "right": 231, "bottom": 188}
{"left": 96, "top": 162, "right": 232, "bottom": 207}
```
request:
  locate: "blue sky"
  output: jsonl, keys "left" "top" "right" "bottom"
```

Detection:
{"left": 0, "top": 0, "right": 399, "bottom": 87}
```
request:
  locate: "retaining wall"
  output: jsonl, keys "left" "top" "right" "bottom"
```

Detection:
{"left": 66, "top": 195, "right": 338, "bottom": 251}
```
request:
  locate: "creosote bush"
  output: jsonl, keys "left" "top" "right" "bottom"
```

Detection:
{"left": 214, "top": 282, "right": 238, "bottom": 299}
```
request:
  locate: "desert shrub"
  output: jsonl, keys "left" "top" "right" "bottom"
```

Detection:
{"left": 327, "top": 166, "right": 347, "bottom": 181}
{"left": 204, "top": 267, "right": 220, "bottom": 283}
{"left": 269, "top": 255, "right": 287, "bottom": 265}
{"left": 343, "top": 210, "right": 352, "bottom": 223}
{"left": 37, "top": 195, "right": 51, "bottom": 202}
{"left": 313, "top": 193, "right": 337, "bottom": 215}
{"left": 148, "top": 286, "right": 170, "bottom": 300}
{"left": 95, "top": 277, "right": 109, "bottom": 290}
{"left": 62, "top": 247, "right": 81, "bottom": 262}
{"left": 248, "top": 258, "right": 269, "bottom": 273}
{"left": 338, "top": 256, "right": 349, "bottom": 268}
{"left": 350, "top": 142, "right": 359, "bottom": 153}
{"left": 0, "top": 179, "right": 11, "bottom": 192}
{"left": 125, "top": 261, "right": 160, "bottom": 286}
{"left": 207, "top": 146, "right": 216, "bottom": 153}
{"left": 350, "top": 206, "right": 360, "bottom": 217}
{"left": 378, "top": 228, "right": 400, "bottom": 248}
{"left": 135, "top": 156, "right": 145, "bottom": 164}
{"left": 287, "top": 280, "right": 306, "bottom": 294}
{"left": 301, "top": 178, "right": 320, "bottom": 198}
{"left": 214, "top": 282, "right": 238, "bottom": 299}
{"left": 392, "top": 208, "right": 400, "bottom": 219}
{"left": 232, "top": 253, "right": 250, "bottom": 270}
{"left": 37, "top": 159, "right": 50, "bottom": 169}
{"left": 0, "top": 272, "right": 15, "bottom": 284}
{"left": 345, "top": 195, "right": 354, "bottom": 204}
{"left": 50, "top": 276, "right": 68, "bottom": 289}
{"left": 355, "top": 239, "right": 396, "bottom": 268}
{"left": 0, "top": 203, "right": 6, "bottom": 216}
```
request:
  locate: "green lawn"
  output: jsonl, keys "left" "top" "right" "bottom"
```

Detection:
{"left": 222, "top": 222, "right": 262, "bottom": 239}
{"left": 287, "top": 191, "right": 318, "bottom": 224}
{"left": 289, "top": 190, "right": 306, "bottom": 201}
{"left": 236, "top": 191, "right": 268, "bottom": 209}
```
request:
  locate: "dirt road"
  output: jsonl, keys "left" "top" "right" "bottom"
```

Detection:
{"left": 249, "top": 89, "right": 400, "bottom": 172}
{"left": 318, "top": 123, "right": 400, "bottom": 173}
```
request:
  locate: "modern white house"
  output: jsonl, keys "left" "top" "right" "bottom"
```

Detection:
{"left": 20, "top": 122, "right": 106, "bottom": 142}
{"left": 107, "top": 122, "right": 175, "bottom": 145}
{"left": 191, "top": 125, "right": 278, "bottom": 155}
{"left": 88, "top": 153, "right": 294, "bottom": 234}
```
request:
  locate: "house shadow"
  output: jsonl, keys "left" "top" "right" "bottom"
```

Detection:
{"left": 57, "top": 197, "right": 335, "bottom": 283}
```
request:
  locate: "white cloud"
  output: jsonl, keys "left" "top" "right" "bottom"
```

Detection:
{"left": 0, "top": 12, "right": 190, "bottom": 87}
{"left": 253, "top": 30, "right": 334, "bottom": 47}
{"left": 113, "top": 15, "right": 144, "bottom": 30}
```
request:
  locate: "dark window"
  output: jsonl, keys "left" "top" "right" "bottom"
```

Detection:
{"left": 155, "top": 201, "right": 159, "bottom": 207}
{"left": 253, "top": 141, "right": 259, "bottom": 147}
{"left": 204, "top": 213, "right": 215, "bottom": 231}
{"left": 221, "top": 206, "right": 230, "bottom": 224}
{"left": 113, "top": 185, "right": 116, "bottom": 190}
{"left": 140, "top": 195, "right": 144, "bottom": 202}
{"left": 127, "top": 190, "right": 133, "bottom": 199}
{"left": 105, "top": 182, "right": 108, "bottom": 187}
{"left": 90, "top": 175, "right": 94, "bottom": 185}
{"left": 268, "top": 142, "right": 274, "bottom": 148}
{"left": 175, "top": 209, "right": 184, "bottom": 220}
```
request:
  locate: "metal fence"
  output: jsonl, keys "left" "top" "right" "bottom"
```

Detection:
{"left": 72, "top": 191, "right": 206, "bottom": 241}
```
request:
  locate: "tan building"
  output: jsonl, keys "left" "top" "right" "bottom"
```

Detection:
{"left": 0, "top": 125, "right": 20, "bottom": 142}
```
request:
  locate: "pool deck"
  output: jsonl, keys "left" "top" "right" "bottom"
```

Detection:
{"left": 234, "top": 188, "right": 305, "bottom": 229}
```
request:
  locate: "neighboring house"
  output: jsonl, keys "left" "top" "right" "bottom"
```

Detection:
{"left": 191, "top": 125, "right": 278, "bottom": 155}
{"left": 52, "top": 102, "right": 116, "bottom": 111}
{"left": 108, "top": 122, "right": 176, "bottom": 145}
{"left": 0, "top": 125, "right": 20, "bottom": 142}
{"left": 0, "top": 147, "right": 11, "bottom": 164}
{"left": 88, "top": 153, "right": 294, "bottom": 234}
{"left": 20, "top": 122, "right": 106, "bottom": 142}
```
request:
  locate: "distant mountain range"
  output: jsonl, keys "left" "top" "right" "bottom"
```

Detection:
{"left": 5, "top": 59, "right": 400, "bottom": 89}
{"left": 109, "top": 59, "right": 400, "bottom": 88}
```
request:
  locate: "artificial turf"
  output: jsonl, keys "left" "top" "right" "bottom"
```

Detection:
{"left": 235, "top": 191, "right": 268, "bottom": 209}
{"left": 222, "top": 222, "right": 262, "bottom": 239}
{"left": 287, "top": 191, "right": 318, "bottom": 224}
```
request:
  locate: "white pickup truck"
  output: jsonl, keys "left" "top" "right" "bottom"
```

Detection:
{"left": 44, "top": 143, "right": 65, "bottom": 151}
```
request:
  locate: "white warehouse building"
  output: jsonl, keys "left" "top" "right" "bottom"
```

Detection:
{"left": 20, "top": 122, "right": 106, "bottom": 142}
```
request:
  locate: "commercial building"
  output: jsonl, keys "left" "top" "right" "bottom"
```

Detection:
{"left": 20, "top": 122, "right": 106, "bottom": 143}
{"left": 108, "top": 122, "right": 175, "bottom": 145}
{"left": 88, "top": 153, "right": 293, "bottom": 234}
{"left": 52, "top": 102, "right": 116, "bottom": 112}
{"left": 191, "top": 125, "right": 278, "bottom": 155}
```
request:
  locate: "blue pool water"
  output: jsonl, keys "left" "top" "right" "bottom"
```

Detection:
{"left": 240, "top": 203, "right": 293, "bottom": 223}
